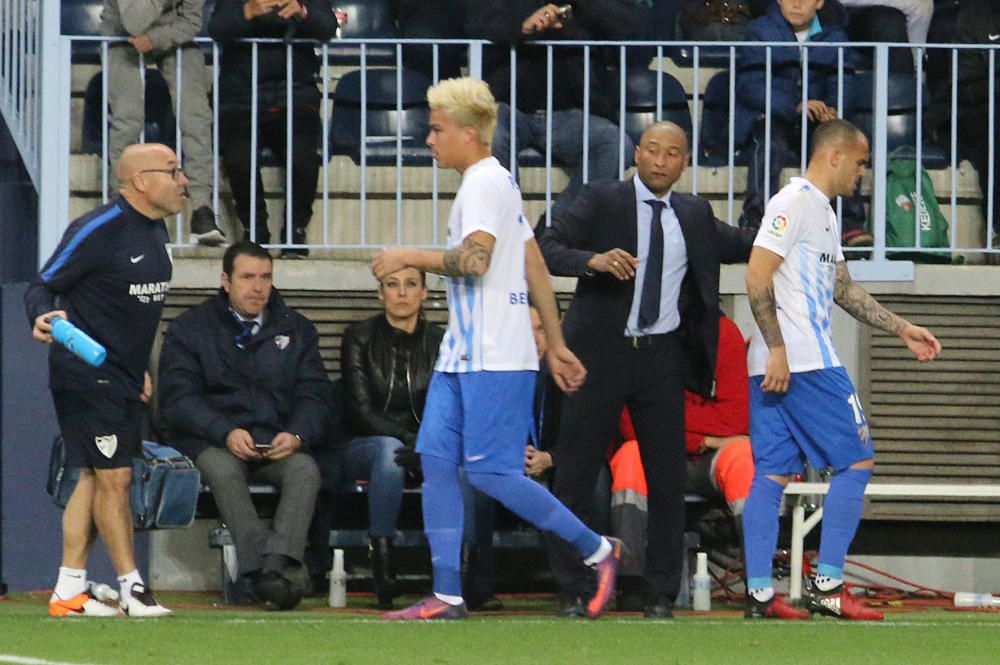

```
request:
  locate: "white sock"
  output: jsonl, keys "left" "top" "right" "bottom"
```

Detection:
{"left": 53, "top": 567, "right": 87, "bottom": 601}
{"left": 433, "top": 593, "right": 464, "bottom": 606}
{"left": 814, "top": 575, "right": 842, "bottom": 592}
{"left": 117, "top": 569, "right": 144, "bottom": 600}
{"left": 583, "top": 537, "right": 612, "bottom": 567}
{"left": 749, "top": 587, "right": 775, "bottom": 603}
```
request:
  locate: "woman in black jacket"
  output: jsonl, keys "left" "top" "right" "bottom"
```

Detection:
{"left": 339, "top": 267, "right": 443, "bottom": 608}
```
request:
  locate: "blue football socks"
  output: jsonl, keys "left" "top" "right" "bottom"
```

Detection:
{"left": 742, "top": 474, "right": 786, "bottom": 592}
{"left": 817, "top": 467, "right": 872, "bottom": 581}
{"left": 420, "top": 454, "right": 465, "bottom": 597}
{"left": 466, "top": 470, "right": 601, "bottom": 559}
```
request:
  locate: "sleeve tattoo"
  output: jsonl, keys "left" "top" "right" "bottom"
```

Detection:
{"left": 747, "top": 283, "right": 786, "bottom": 349}
{"left": 833, "top": 263, "right": 905, "bottom": 334}
{"left": 441, "top": 236, "right": 493, "bottom": 277}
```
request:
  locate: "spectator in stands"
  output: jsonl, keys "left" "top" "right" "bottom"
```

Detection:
{"left": 956, "top": 0, "right": 1000, "bottom": 251}
{"left": 466, "top": 1, "right": 648, "bottom": 221}
{"left": 101, "top": 0, "right": 225, "bottom": 246}
{"left": 158, "top": 240, "right": 333, "bottom": 609}
{"left": 339, "top": 267, "right": 444, "bottom": 609}
{"left": 27, "top": 143, "right": 179, "bottom": 618}
{"left": 539, "top": 121, "right": 753, "bottom": 618}
{"left": 389, "top": 0, "right": 465, "bottom": 80}
{"left": 208, "top": 0, "right": 337, "bottom": 258}
{"left": 735, "top": 0, "right": 869, "bottom": 246}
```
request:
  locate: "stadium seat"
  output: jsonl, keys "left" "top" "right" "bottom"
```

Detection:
{"left": 848, "top": 72, "right": 949, "bottom": 169}
{"left": 326, "top": 0, "right": 398, "bottom": 66}
{"left": 698, "top": 71, "right": 750, "bottom": 166}
{"left": 667, "top": 43, "right": 739, "bottom": 70}
{"left": 61, "top": 0, "right": 103, "bottom": 64}
{"left": 329, "top": 67, "right": 433, "bottom": 166}
{"left": 623, "top": 69, "right": 691, "bottom": 146}
{"left": 81, "top": 69, "right": 177, "bottom": 155}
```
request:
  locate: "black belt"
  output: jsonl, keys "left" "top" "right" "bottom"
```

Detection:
{"left": 624, "top": 332, "right": 676, "bottom": 349}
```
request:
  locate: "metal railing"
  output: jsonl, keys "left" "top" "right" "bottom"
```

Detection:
{"left": 2, "top": 13, "right": 997, "bottom": 271}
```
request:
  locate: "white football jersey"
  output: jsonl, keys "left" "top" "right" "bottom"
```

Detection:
{"left": 747, "top": 177, "right": 845, "bottom": 376}
{"left": 435, "top": 157, "right": 538, "bottom": 373}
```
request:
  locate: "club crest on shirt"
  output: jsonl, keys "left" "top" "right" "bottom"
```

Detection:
{"left": 95, "top": 434, "right": 118, "bottom": 458}
{"left": 765, "top": 213, "right": 790, "bottom": 241}
{"left": 274, "top": 335, "right": 290, "bottom": 350}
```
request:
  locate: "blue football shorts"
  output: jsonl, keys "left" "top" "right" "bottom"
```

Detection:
{"left": 749, "top": 366, "right": 874, "bottom": 475}
{"left": 416, "top": 370, "right": 536, "bottom": 474}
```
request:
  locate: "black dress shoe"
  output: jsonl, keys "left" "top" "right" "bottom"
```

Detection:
{"left": 558, "top": 595, "right": 588, "bottom": 618}
{"left": 644, "top": 598, "right": 675, "bottom": 619}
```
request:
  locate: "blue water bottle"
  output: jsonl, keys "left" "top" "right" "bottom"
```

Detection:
{"left": 50, "top": 317, "right": 107, "bottom": 367}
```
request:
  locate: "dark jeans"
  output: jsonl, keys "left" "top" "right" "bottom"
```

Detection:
{"left": 339, "top": 435, "right": 407, "bottom": 538}
{"left": 958, "top": 103, "right": 1000, "bottom": 243}
{"left": 219, "top": 104, "right": 322, "bottom": 241}
{"left": 493, "top": 103, "right": 633, "bottom": 219}
{"left": 742, "top": 118, "right": 866, "bottom": 239}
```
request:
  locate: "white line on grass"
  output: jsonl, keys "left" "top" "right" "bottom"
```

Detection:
{"left": 219, "top": 617, "right": 1000, "bottom": 627}
{"left": 0, "top": 655, "right": 100, "bottom": 665}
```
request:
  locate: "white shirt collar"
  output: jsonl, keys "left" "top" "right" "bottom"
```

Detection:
{"left": 633, "top": 174, "right": 673, "bottom": 208}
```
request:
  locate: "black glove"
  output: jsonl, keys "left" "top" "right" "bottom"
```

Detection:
{"left": 394, "top": 444, "right": 420, "bottom": 471}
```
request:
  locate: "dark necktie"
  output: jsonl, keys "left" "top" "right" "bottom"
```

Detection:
{"left": 639, "top": 199, "right": 666, "bottom": 330}
{"left": 234, "top": 320, "right": 257, "bottom": 349}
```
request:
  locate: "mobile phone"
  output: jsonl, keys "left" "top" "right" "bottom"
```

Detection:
{"left": 556, "top": 4, "right": 573, "bottom": 21}
{"left": 255, "top": 442, "right": 274, "bottom": 451}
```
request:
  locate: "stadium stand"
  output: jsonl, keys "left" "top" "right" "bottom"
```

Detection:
{"left": 848, "top": 72, "right": 949, "bottom": 168}
{"left": 623, "top": 69, "right": 692, "bottom": 146}
{"left": 329, "top": 67, "right": 433, "bottom": 166}
{"left": 326, "top": 0, "right": 398, "bottom": 65}
{"left": 81, "top": 69, "right": 177, "bottom": 155}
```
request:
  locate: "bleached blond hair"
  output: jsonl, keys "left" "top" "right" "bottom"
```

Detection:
{"left": 426, "top": 77, "right": 498, "bottom": 147}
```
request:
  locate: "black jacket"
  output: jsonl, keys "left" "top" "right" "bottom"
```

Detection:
{"left": 465, "top": 0, "right": 649, "bottom": 120}
{"left": 25, "top": 196, "right": 172, "bottom": 400}
{"left": 539, "top": 180, "right": 753, "bottom": 397}
{"left": 157, "top": 287, "right": 333, "bottom": 459}
{"left": 340, "top": 315, "right": 444, "bottom": 447}
{"left": 208, "top": 0, "right": 337, "bottom": 114}
{"left": 956, "top": 0, "right": 1000, "bottom": 106}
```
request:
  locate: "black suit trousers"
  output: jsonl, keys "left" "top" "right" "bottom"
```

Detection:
{"left": 548, "top": 331, "right": 687, "bottom": 600}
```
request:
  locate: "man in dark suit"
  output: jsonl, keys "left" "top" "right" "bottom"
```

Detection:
{"left": 539, "top": 121, "right": 753, "bottom": 618}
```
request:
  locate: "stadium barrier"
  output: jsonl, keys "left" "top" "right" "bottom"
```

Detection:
{"left": 784, "top": 481, "right": 1000, "bottom": 600}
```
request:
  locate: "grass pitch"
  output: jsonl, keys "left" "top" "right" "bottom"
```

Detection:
{"left": 2, "top": 592, "right": 1000, "bottom": 665}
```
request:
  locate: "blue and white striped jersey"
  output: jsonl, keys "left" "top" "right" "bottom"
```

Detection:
{"left": 434, "top": 157, "right": 537, "bottom": 374}
{"left": 748, "top": 177, "right": 845, "bottom": 376}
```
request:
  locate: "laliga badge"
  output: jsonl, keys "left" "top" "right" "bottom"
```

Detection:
{"left": 765, "top": 213, "right": 790, "bottom": 240}
{"left": 95, "top": 434, "right": 118, "bottom": 458}
{"left": 274, "top": 335, "right": 290, "bottom": 350}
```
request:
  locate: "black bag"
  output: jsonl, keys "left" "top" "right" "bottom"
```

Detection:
{"left": 47, "top": 437, "right": 201, "bottom": 530}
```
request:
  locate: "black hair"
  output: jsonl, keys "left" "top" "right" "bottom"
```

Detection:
{"left": 223, "top": 240, "right": 272, "bottom": 277}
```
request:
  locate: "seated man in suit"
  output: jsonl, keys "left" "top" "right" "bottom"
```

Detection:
{"left": 158, "top": 240, "right": 333, "bottom": 609}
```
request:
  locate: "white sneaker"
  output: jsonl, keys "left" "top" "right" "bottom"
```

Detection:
{"left": 49, "top": 590, "right": 119, "bottom": 617}
{"left": 119, "top": 583, "right": 172, "bottom": 618}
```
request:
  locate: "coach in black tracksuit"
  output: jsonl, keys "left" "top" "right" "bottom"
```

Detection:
{"left": 25, "top": 143, "right": 181, "bottom": 617}
{"left": 157, "top": 241, "right": 332, "bottom": 608}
